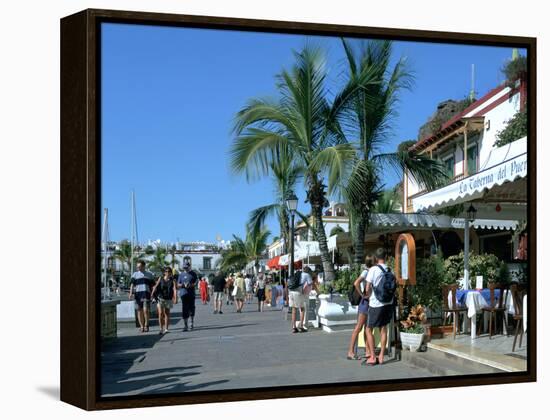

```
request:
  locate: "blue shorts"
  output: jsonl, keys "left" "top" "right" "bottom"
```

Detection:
{"left": 358, "top": 298, "right": 369, "bottom": 315}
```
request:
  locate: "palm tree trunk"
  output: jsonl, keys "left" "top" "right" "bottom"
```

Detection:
{"left": 352, "top": 217, "right": 366, "bottom": 268}
{"left": 308, "top": 177, "right": 335, "bottom": 282}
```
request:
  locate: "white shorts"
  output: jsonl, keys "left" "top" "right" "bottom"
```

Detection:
{"left": 289, "top": 290, "right": 305, "bottom": 308}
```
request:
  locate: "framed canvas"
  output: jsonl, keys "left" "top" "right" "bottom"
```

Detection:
{"left": 60, "top": 8, "right": 536, "bottom": 410}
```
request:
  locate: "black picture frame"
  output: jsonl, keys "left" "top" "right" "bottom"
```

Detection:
{"left": 60, "top": 8, "right": 537, "bottom": 410}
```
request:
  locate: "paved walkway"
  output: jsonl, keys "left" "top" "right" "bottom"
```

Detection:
{"left": 101, "top": 298, "right": 490, "bottom": 396}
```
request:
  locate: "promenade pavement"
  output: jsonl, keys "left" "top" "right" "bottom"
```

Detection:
{"left": 100, "top": 297, "right": 495, "bottom": 397}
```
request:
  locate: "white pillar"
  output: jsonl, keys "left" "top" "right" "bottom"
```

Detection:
{"left": 464, "top": 220, "right": 470, "bottom": 290}
{"left": 464, "top": 219, "right": 471, "bottom": 336}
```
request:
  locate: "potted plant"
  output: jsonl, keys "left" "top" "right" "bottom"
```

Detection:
{"left": 400, "top": 305, "right": 427, "bottom": 351}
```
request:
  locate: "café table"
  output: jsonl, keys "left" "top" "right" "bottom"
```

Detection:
{"left": 448, "top": 289, "right": 502, "bottom": 340}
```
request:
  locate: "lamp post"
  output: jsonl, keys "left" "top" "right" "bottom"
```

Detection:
{"left": 463, "top": 204, "right": 477, "bottom": 291}
{"left": 286, "top": 192, "right": 299, "bottom": 279}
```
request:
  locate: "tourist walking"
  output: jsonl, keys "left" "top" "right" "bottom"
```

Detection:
{"left": 347, "top": 257, "right": 374, "bottom": 360}
{"left": 226, "top": 274, "right": 235, "bottom": 305}
{"left": 288, "top": 266, "right": 313, "bottom": 333}
{"left": 301, "top": 269, "right": 320, "bottom": 331}
{"left": 152, "top": 267, "right": 177, "bottom": 334}
{"left": 199, "top": 276, "right": 209, "bottom": 305}
{"left": 233, "top": 272, "right": 246, "bottom": 312}
{"left": 255, "top": 273, "right": 267, "bottom": 312}
{"left": 177, "top": 262, "right": 198, "bottom": 331}
{"left": 364, "top": 248, "right": 396, "bottom": 366}
{"left": 129, "top": 260, "right": 155, "bottom": 333}
{"left": 212, "top": 270, "right": 226, "bottom": 314}
{"left": 245, "top": 274, "right": 253, "bottom": 304}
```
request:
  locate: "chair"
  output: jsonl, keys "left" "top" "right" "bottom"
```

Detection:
{"left": 479, "top": 282, "right": 508, "bottom": 339}
{"left": 442, "top": 284, "right": 468, "bottom": 339}
{"left": 510, "top": 284, "right": 525, "bottom": 352}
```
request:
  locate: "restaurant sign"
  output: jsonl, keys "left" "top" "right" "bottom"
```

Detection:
{"left": 413, "top": 151, "right": 527, "bottom": 212}
{"left": 458, "top": 153, "right": 527, "bottom": 195}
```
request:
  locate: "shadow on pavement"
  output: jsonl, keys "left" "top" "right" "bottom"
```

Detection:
{"left": 100, "top": 365, "right": 229, "bottom": 396}
{"left": 186, "top": 323, "right": 258, "bottom": 332}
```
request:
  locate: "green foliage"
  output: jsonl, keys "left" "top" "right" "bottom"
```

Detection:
{"left": 494, "top": 110, "right": 527, "bottom": 147}
{"left": 418, "top": 97, "right": 476, "bottom": 139}
{"left": 330, "top": 225, "right": 345, "bottom": 236}
{"left": 501, "top": 55, "right": 527, "bottom": 87}
{"left": 332, "top": 267, "right": 362, "bottom": 294}
{"left": 443, "top": 252, "right": 509, "bottom": 289}
{"left": 397, "top": 140, "right": 416, "bottom": 153}
{"left": 401, "top": 323, "right": 424, "bottom": 334}
{"left": 408, "top": 253, "right": 453, "bottom": 311}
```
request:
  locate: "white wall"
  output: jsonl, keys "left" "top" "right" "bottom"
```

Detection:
{"left": 405, "top": 88, "right": 522, "bottom": 211}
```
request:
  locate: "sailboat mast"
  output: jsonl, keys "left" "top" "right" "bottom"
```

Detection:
{"left": 102, "top": 208, "right": 109, "bottom": 299}
{"left": 131, "top": 190, "right": 136, "bottom": 276}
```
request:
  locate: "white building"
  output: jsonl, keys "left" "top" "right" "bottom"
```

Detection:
{"left": 405, "top": 77, "right": 527, "bottom": 264}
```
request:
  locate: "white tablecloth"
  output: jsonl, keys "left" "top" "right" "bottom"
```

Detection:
{"left": 447, "top": 290, "right": 490, "bottom": 318}
{"left": 448, "top": 290, "right": 527, "bottom": 338}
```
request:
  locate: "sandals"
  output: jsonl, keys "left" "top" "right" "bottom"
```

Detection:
{"left": 292, "top": 327, "right": 299, "bottom": 333}
{"left": 362, "top": 358, "right": 379, "bottom": 366}
{"left": 347, "top": 354, "right": 361, "bottom": 360}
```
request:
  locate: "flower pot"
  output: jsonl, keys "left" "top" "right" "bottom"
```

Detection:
{"left": 399, "top": 332, "right": 425, "bottom": 352}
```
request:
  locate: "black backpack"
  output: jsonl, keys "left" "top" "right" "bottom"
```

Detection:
{"left": 348, "top": 284, "right": 362, "bottom": 306}
{"left": 288, "top": 270, "right": 302, "bottom": 290}
{"left": 373, "top": 265, "right": 396, "bottom": 304}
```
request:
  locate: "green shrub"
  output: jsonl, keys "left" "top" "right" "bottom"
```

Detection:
{"left": 494, "top": 110, "right": 527, "bottom": 147}
{"left": 332, "top": 267, "right": 362, "bottom": 295}
{"left": 443, "top": 251, "right": 509, "bottom": 289}
{"left": 408, "top": 253, "right": 453, "bottom": 311}
{"left": 501, "top": 55, "right": 527, "bottom": 87}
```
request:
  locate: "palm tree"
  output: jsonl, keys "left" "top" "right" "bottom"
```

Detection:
{"left": 218, "top": 228, "right": 271, "bottom": 275}
{"left": 113, "top": 240, "right": 145, "bottom": 276}
{"left": 317, "top": 39, "right": 445, "bottom": 266}
{"left": 168, "top": 244, "right": 177, "bottom": 269}
{"left": 232, "top": 44, "right": 356, "bottom": 282}
{"left": 246, "top": 144, "right": 300, "bottom": 250}
{"left": 373, "top": 188, "right": 402, "bottom": 213}
{"left": 148, "top": 247, "right": 168, "bottom": 275}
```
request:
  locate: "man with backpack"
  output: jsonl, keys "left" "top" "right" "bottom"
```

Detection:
{"left": 364, "top": 248, "right": 396, "bottom": 366}
{"left": 288, "top": 266, "right": 313, "bottom": 333}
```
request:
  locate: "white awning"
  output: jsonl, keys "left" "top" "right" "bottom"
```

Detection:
{"left": 413, "top": 137, "right": 527, "bottom": 212}
{"left": 294, "top": 241, "right": 321, "bottom": 261}
{"left": 327, "top": 214, "right": 518, "bottom": 252}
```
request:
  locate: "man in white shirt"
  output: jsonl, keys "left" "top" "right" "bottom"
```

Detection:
{"left": 364, "top": 248, "right": 394, "bottom": 365}
{"left": 289, "top": 266, "right": 313, "bottom": 333}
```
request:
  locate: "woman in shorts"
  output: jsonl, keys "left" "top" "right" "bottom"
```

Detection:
{"left": 152, "top": 267, "right": 177, "bottom": 334}
{"left": 347, "top": 257, "right": 373, "bottom": 360}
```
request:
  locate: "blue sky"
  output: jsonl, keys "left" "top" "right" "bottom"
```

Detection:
{"left": 101, "top": 22, "right": 525, "bottom": 244}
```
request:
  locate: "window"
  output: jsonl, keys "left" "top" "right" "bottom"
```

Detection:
{"left": 443, "top": 155, "right": 455, "bottom": 179}
{"left": 467, "top": 143, "right": 478, "bottom": 175}
{"left": 203, "top": 257, "right": 212, "bottom": 270}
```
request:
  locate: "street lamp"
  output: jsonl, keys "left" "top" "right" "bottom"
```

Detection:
{"left": 286, "top": 192, "right": 299, "bottom": 279}
{"left": 467, "top": 204, "right": 477, "bottom": 222}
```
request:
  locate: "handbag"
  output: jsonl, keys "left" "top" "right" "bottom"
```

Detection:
{"left": 232, "top": 285, "right": 238, "bottom": 297}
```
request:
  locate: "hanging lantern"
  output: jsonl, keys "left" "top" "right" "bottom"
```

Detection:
{"left": 467, "top": 204, "right": 477, "bottom": 222}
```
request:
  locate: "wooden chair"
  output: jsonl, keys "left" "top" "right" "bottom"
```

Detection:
{"left": 442, "top": 284, "right": 468, "bottom": 339}
{"left": 510, "top": 284, "right": 525, "bottom": 352}
{"left": 479, "top": 282, "right": 508, "bottom": 339}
